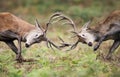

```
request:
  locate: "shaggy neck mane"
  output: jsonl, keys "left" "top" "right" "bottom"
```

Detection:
{"left": 88, "top": 27, "right": 102, "bottom": 42}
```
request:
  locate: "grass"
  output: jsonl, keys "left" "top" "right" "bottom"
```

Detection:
{"left": 0, "top": 30, "right": 120, "bottom": 77}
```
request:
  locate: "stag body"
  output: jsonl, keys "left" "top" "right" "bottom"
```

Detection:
{"left": 0, "top": 12, "right": 59, "bottom": 62}
{"left": 49, "top": 11, "right": 120, "bottom": 59}
{"left": 77, "top": 10, "right": 120, "bottom": 59}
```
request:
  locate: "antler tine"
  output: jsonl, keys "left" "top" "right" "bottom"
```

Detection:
{"left": 45, "top": 12, "right": 78, "bottom": 34}
{"left": 58, "top": 36, "right": 64, "bottom": 43}
{"left": 48, "top": 12, "right": 62, "bottom": 24}
{"left": 58, "top": 36, "right": 71, "bottom": 48}
{"left": 66, "top": 40, "right": 79, "bottom": 51}
{"left": 45, "top": 12, "right": 62, "bottom": 34}
{"left": 35, "top": 19, "right": 44, "bottom": 32}
{"left": 57, "top": 14, "right": 78, "bottom": 33}
{"left": 46, "top": 38, "right": 61, "bottom": 50}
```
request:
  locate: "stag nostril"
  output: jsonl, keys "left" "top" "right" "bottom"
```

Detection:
{"left": 25, "top": 43, "right": 30, "bottom": 48}
{"left": 88, "top": 42, "right": 92, "bottom": 46}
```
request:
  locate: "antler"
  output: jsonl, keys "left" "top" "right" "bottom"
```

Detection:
{"left": 46, "top": 38, "right": 61, "bottom": 50}
{"left": 45, "top": 12, "right": 78, "bottom": 34}
{"left": 58, "top": 36, "right": 79, "bottom": 50}
{"left": 57, "top": 14, "right": 77, "bottom": 32}
{"left": 45, "top": 12, "right": 82, "bottom": 50}
{"left": 58, "top": 36, "right": 71, "bottom": 48}
{"left": 35, "top": 19, "right": 61, "bottom": 50}
{"left": 45, "top": 12, "right": 62, "bottom": 34}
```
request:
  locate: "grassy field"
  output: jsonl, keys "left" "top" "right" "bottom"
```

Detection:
{"left": 0, "top": 26, "right": 120, "bottom": 77}
{"left": 0, "top": 0, "right": 120, "bottom": 77}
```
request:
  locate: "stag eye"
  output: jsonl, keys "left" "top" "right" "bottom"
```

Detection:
{"left": 35, "top": 34, "right": 39, "bottom": 37}
{"left": 35, "top": 34, "right": 41, "bottom": 38}
{"left": 82, "top": 34, "right": 85, "bottom": 36}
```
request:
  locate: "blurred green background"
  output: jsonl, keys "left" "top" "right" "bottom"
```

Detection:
{"left": 0, "top": 0, "right": 120, "bottom": 22}
{"left": 0, "top": 0, "right": 120, "bottom": 77}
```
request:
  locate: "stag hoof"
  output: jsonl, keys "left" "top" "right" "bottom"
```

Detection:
{"left": 23, "top": 59, "right": 37, "bottom": 62}
{"left": 16, "top": 57, "right": 37, "bottom": 63}
{"left": 106, "top": 54, "right": 112, "bottom": 60}
{"left": 16, "top": 55, "right": 24, "bottom": 63}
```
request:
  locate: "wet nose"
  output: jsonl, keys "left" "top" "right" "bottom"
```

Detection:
{"left": 25, "top": 43, "right": 30, "bottom": 48}
{"left": 88, "top": 42, "right": 92, "bottom": 46}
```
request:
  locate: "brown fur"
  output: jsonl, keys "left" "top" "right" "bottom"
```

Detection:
{"left": 0, "top": 12, "right": 35, "bottom": 37}
{"left": 93, "top": 10, "right": 120, "bottom": 35}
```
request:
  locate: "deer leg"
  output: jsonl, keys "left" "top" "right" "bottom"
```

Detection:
{"left": 106, "top": 40, "right": 120, "bottom": 59}
{"left": 1, "top": 30, "right": 23, "bottom": 62}
{"left": 5, "top": 41, "right": 18, "bottom": 54}
{"left": 5, "top": 40, "right": 23, "bottom": 63}
{"left": 94, "top": 23, "right": 120, "bottom": 51}
{"left": 94, "top": 35, "right": 107, "bottom": 51}
{"left": 16, "top": 37, "right": 23, "bottom": 63}
{"left": 94, "top": 28, "right": 120, "bottom": 51}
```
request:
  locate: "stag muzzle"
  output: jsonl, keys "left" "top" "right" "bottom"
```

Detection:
{"left": 88, "top": 42, "right": 93, "bottom": 46}
{"left": 25, "top": 43, "right": 30, "bottom": 48}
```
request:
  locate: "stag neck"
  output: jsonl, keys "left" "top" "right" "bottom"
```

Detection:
{"left": 94, "top": 33, "right": 101, "bottom": 42}
{"left": 22, "top": 32, "right": 29, "bottom": 42}
{"left": 91, "top": 29, "right": 102, "bottom": 42}
{"left": 22, "top": 29, "right": 34, "bottom": 42}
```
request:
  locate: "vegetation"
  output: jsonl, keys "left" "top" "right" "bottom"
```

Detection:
{"left": 0, "top": 0, "right": 120, "bottom": 77}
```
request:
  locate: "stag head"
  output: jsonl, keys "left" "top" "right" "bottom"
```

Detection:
{"left": 25, "top": 19, "right": 60, "bottom": 50}
{"left": 77, "top": 20, "right": 94, "bottom": 46}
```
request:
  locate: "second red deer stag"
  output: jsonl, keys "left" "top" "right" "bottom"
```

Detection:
{"left": 0, "top": 12, "right": 60, "bottom": 63}
{"left": 77, "top": 10, "right": 120, "bottom": 59}
{"left": 49, "top": 11, "right": 120, "bottom": 59}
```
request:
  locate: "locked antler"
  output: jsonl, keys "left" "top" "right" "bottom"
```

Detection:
{"left": 45, "top": 12, "right": 81, "bottom": 50}
{"left": 45, "top": 12, "right": 78, "bottom": 33}
{"left": 35, "top": 19, "right": 61, "bottom": 50}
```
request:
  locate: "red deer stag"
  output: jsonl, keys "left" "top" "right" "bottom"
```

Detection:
{"left": 0, "top": 12, "right": 60, "bottom": 62}
{"left": 76, "top": 10, "right": 120, "bottom": 59}
{"left": 48, "top": 11, "right": 120, "bottom": 59}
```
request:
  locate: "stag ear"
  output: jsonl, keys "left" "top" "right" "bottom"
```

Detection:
{"left": 82, "top": 19, "right": 93, "bottom": 30}
{"left": 35, "top": 19, "right": 43, "bottom": 31}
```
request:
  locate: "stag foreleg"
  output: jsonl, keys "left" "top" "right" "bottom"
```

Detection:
{"left": 5, "top": 41, "right": 18, "bottom": 54}
{"left": 94, "top": 32, "right": 119, "bottom": 51}
{"left": 106, "top": 40, "right": 120, "bottom": 59}
{"left": 5, "top": 41, "right": 23, "bottom": 62}
{"left": 94, "top": 35, "right": 107, "bottom": 51}
{"left": 16, "top": 37, "right": 23, "bottom": 63}
{"left": 1, "top": 30, "right": 23, "bottom": 63}
{"left": 94, "top": 24, "right": 120, "bottom": 51}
